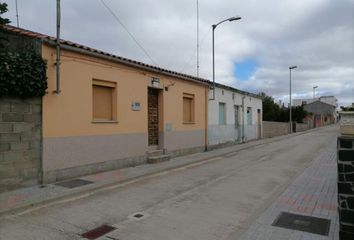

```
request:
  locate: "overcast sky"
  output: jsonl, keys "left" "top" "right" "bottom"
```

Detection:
{"left": 3, "top": 0, "right": 354, "bottom": 107}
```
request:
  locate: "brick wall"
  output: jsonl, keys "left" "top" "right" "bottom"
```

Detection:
{"left": 0, "top": 97, "right": 42, "bottom": 192}
{"left": 262, "top": 121, "right": 290, "bottom": 138}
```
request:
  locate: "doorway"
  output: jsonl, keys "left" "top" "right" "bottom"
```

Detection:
{"left": 148, "top": 88, "right": 159, "bottom": 146}
{"left": 257, "top": 109, "right": 262, "bottom": 139}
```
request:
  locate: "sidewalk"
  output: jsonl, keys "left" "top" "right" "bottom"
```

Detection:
{"left": 238, "top": 138, "right": 338, "bottom": 240}
{"left": 0, "top": 128, "right": 322, "bottom": 217}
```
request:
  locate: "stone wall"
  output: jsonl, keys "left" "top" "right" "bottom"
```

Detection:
{"left": 338, "top": 136, "right": 354, "bottom": 240}
{"left": 338, "top": 111, "right": 354, "bottom": 240}
{"left": 262, "top": 121, "right": 290, "bottom": 138}
{"left": 0, "top": 97, "right": 42, "bottom": 192}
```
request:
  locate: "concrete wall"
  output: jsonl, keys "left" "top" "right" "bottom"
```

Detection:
{"left": 263, "top": 121, "right": 290, "bottom": 138}
{"left": 208, "top": 87, "right": 262, "bottom": 147}
{"left": 41, "top": 44, "right": 208, "bottom": 182}
{"left": 0, "top": 97, "right": 42, "bottom": 192}
{"left": 295, "top": 123, "right": 310, "bottom": 132}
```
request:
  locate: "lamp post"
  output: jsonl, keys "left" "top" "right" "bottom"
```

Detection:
{"left": 289, "top": 66, "right": 297, "bottom": 133}
{"left": 313, "top": 86, "right": 318, "bottom": 99}
{"left": 211, "top": 16, "right": 241, "bottom": 100}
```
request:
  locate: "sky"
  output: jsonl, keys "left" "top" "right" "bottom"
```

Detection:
{"left": 3, "top": 0, "right": 354, "bottom": 107}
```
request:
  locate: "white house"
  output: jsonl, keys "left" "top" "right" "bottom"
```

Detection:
{"left": 208, "top": 83, "right": 262, "bottom": 147}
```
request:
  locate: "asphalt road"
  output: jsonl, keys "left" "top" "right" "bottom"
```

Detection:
{"left": 0, "top": 126, "right": 338, "bottom": 240}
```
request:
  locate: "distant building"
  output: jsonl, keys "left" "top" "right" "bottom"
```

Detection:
{"left": 303, "top": 101, "right": 336, "bottom": 128}
{"left": 293, "top": 96, "right": 338, "bottom": 108}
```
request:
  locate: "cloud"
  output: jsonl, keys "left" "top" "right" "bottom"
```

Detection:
{"left": 3, "top": 0, "right": 354, "bottom": 106}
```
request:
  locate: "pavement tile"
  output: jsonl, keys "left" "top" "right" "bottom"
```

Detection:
{"left": 238, "top": 138, "right": 338, "bottom": 240}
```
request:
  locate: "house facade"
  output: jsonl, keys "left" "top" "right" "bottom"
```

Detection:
{"left": 208, "top": 84, "right": 262, "bottom": 147}
{"left": 41, "top": 41, "right": 209, "bottom": 183}
{"left": 1, "top": 25, "right": 263, "bottom": 189}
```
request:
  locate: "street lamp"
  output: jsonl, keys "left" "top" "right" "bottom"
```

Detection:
{"left": 211, "top": 16, "right": 242, "bottom": 100}
{"left": 313, "top": 86, "right": 318, "bottom": 99}
{"left": 289, "top": 65, "right": 297, "bottom": 133}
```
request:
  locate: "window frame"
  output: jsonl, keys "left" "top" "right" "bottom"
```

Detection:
{"left": 183, "top": 93, "right": 195, "bottom": 124}
{"left": 92, "top": 79, "right": 118, "bottom": 123}
{"left": 219, "top": 102, "right": 226, "bottom": 125}
{"left": 247, "top": 107, "right": 252, "bottom": 125}
{"left": 234, "top": 105, "right": 240, "bottom": 128}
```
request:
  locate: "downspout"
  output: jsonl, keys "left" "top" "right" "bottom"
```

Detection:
{"left": 241, "top": 95, "right": 246, "bottom": 143}
{"left": 54, "top": 0, "right": 61, "bottom": 94}
{"left": 205, "top": 86, "right": 209, "bottom": 151}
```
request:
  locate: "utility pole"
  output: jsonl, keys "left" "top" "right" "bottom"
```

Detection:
{"left": 15, "top": 0, "right": 19, "bottom": 27}
{"left": 196, "top": 0, "right": 199, "bottom": 77}
{"left": 55, "top": 0, "right": 61, "bottom": 94}
{"left": 289, "top": 66, "right": 298, "bottom": 133}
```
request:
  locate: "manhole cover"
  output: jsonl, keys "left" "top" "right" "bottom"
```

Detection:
{"left": 272, "top": 212, "right": 331, "bottom": 236}
{"left": 55, "top": 179, "right": 93, "bottom": 189}
{"left": 81, "top": 225, "right": 116, "bottom": 239}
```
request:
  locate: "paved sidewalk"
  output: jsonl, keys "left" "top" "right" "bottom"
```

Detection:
{"left": 1, "top": 130, "right": 315, "bottom": 217}
{"left": 238, "top": 138, "right": 338, "bottom": 240}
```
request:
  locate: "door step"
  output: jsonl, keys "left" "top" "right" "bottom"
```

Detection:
{"left": 147, "top": 148, "right": 169, "bottom": 164}
{"left": 147, "top": 149, "right": 164, "bottom": 157}
{"left": 147, "top": 154, "right": 170, "bottom": 164}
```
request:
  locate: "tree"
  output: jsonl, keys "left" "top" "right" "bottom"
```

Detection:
{"left": 0, "top": 2, "right": 10, "bottom": 26}
{"left": 340, "top": 105, "right": 354, "bottom": 111}
{"left": 260, "top": 92, "right": 281, "bottom": 121}
{"left": 0, "top": 2, "right": 10, "bottom": 49}
{"left": 261, "top": 92, "right": 308, "bottom": 123}
{"left": 292, "top": 106, "right": 307, "bottom": 123}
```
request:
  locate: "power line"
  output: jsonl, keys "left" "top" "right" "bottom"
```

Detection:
{"left": 100, "top": 0, "right": 157, "bottom": 66}
{"left": 178, "top": 27, "right": 211, "bottom": 74}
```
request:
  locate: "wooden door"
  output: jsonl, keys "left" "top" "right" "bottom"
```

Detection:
{"left": 148, "top": 88, "right": 159, "bottom": 145}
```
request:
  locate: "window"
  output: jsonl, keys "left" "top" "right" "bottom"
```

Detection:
{"left": 219, "top": 102, "right": 226, "bottom": 125}
{"left": 183, "top": 93, "right": 194, "bottom": 123}
{"left": 92, "top": 79, "right": 117, "bottom": 122}
{"left": 247, "top": 107, "right": 252, "bottom": 125}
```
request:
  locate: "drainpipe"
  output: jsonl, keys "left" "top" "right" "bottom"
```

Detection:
{"left": 204, "top": 87, "right": 209, "bottom": 151}
{"left": 241, "top": 95, "right": 246, "bottom": 143}
{"left": 54, "top": 0, "right": 61, "bottom": 94}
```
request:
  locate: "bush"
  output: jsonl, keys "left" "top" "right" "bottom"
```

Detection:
{"left": 0, "top": 50, "right": 47, "bottom": 98}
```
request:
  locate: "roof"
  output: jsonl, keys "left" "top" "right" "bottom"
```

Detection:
{"left": 304, "top": 100, "right": 335, "bottom": 108}
{"left": 213, "top": 82, "right": 261, "bottom": 99}
{"left": 3, "top": 25, "right": 261, "bottom": 99}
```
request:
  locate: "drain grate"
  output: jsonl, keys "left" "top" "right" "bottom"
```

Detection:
{"left": 133, "top": 213, "right": 144, "bottom": 219}
{"left": 128, "top": 211, "right": 148, "bottom": 221}
{"left": 81, "top": 225, "right": 116, "bottom": 239}
{"left": 272, "top": 212, "right": 331, "bottom": 236}
{"left": 55, "top": 179, "right": 93, "bottom": 189}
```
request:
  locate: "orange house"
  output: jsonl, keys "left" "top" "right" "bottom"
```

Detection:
{"left": 4, "top": 26, "right": 209, "bottom": 183}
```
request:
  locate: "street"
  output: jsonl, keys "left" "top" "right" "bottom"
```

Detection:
{"left": 0, "top": 126, "right": 338, "bottom": 240}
